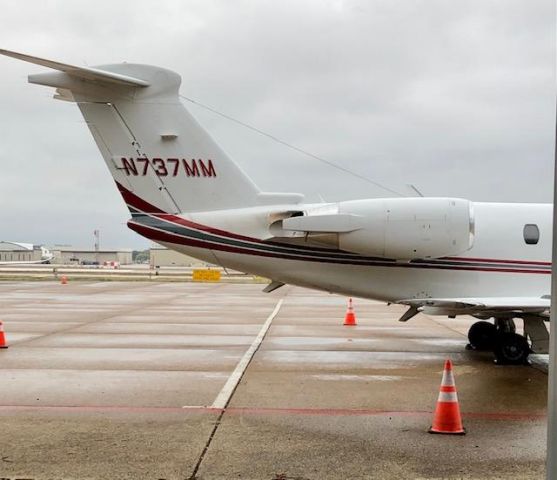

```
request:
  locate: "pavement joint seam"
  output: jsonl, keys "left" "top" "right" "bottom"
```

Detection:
{"left": 187, "top": 296, "right": 286, "bottom": 480}
{"left": 210, "top": 299, "right": 284, "bottom": 409}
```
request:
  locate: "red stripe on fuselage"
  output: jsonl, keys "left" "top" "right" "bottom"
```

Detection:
{"left": 128, "top": 221, "right": 551, "bottom": 273}
{"left": 118, "top": 181, "right": 288, "bottom": 244}
{"left": 117, "top": 182, "right": 551, "bottom": 271}
{"left": 117, "top": 182, "right": 166, "bottom": 214}
{"left": 444, "top": 256, "right": 551, "bottom": 266}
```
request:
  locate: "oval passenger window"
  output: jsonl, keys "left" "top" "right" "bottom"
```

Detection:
{"left": 523, "top": 224, "right": 539, "bottom": 245}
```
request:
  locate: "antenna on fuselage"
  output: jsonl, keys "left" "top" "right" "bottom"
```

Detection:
{"left": 407, "top": 184, "right": 424, "bottom": 197}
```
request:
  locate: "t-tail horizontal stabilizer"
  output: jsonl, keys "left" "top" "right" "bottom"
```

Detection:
{"left": 0, "top": 48, "right": 150, "bottom": 87}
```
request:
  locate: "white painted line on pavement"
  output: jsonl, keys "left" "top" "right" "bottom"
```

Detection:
{"left": 207, "top": 298, "right": 283, "bottom": 410}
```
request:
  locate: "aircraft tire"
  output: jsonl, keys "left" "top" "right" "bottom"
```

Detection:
{"left": 467, "top": 321, "right": 497, "bottom": 350}
{"left": 494, "top": 333, "right": 530, "bottom": 365}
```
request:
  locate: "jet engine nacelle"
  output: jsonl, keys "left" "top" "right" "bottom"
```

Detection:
{"left": 282, "top": 197, "right": 474, "bottom": 260}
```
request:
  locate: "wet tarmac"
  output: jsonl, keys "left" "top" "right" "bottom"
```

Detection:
{"left": 0, "top": 281, "right": 548, "bottom": 479}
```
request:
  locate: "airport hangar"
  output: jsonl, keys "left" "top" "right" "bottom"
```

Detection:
{"left": 50, "top": 246, "right": 133, "bottom": 265}
{"left": 0, "top": 241, "right": 45, "bottom": 262}
{"left": 0, "top": 241, "right": 208, "bottom": 267}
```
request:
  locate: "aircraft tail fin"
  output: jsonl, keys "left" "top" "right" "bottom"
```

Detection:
{"left": 1, "top": 49, "right": 296, "bottom": 214}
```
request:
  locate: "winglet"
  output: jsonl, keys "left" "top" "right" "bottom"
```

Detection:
{"left": 0, "top": 48, "right": 149, "bottom": 87}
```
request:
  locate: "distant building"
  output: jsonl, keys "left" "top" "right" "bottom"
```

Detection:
{"left": 0, "top": 241, "right": 45, "bottom": 262}
{"left": 52, "top": 246, "right": 133, "bottom": 265}
{"left": 149, "top": 243, "right": 209, "bottom": 267}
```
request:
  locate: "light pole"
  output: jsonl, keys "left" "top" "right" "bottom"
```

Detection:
{"left": 93, "top": 229, "right": 100, "bottom": 265}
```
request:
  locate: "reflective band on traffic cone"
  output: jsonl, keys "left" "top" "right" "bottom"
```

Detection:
{"left": 0, "top": 321, "right": 8, "bottom": 349}
{"left": 343, "top": 298, "right": 357, "bottom": 326}
{"left": 428, "top": 359, "right": 465, "bottom": 435}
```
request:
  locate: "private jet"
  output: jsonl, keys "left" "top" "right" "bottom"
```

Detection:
{"left": 1, "top": 49, "right": 551, "bottom": 365}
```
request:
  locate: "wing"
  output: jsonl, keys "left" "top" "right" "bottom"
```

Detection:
{"left": 395, "top": 297, "right": 550, "bottom": 321}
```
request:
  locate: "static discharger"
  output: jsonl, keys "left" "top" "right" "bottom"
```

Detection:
{"left": 344, "top": 297, "right": 357, "bottom": 326}
{"left": 429, "top": 359, "right": 466, "bottom": 435}
{"left": 0, "top": 321, "right": 8, "bottom": 349}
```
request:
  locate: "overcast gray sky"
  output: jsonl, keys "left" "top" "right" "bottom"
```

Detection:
{"left": 1, "top": 0, "right": 554, "bottom": 249}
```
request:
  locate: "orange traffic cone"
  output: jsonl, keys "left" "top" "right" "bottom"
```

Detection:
{"left": 0, "top": 321, "right": 8, "bottom": 349}
{"left": 343, "top": 298, "right": 357, "bottom": 326}
{"left": 61, "top": 275, "right": 68, "bottom": 285}
{"left": 429, "top": 359, "right": 465, "bottom": 435}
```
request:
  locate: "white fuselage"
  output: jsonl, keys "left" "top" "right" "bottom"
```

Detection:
{"left": 148, "top": 201, "right": 551, "bottom": 302}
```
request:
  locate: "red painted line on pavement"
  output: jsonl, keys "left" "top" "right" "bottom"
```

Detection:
{"left": 0, "top": 404, "right": 546, "bottom": 420}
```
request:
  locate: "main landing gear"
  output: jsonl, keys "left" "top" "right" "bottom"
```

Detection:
{"left": 467, "top": 321, "right": 497, "bottom": 351}
{"left": 467, "top": 318, "right": 543, "bottom": 365}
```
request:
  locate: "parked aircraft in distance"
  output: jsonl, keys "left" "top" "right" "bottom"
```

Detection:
{"left": 1, "top": 48, "right": 551, "bottom": 365}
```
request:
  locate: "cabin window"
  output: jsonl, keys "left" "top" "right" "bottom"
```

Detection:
{"left": 523, "top": 224, "right": 540, "bottom": 245}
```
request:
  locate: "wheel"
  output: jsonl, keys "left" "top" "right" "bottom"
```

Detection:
{"left": 494, "top": 333, "right": 530, "bottom": 365}
{"left": 467, "top": 321, "right": 497, "bottom": 350}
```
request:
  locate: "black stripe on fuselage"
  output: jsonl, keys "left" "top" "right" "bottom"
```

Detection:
{"left": 129, "top": 213, "right": 551, "bottom": 274}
